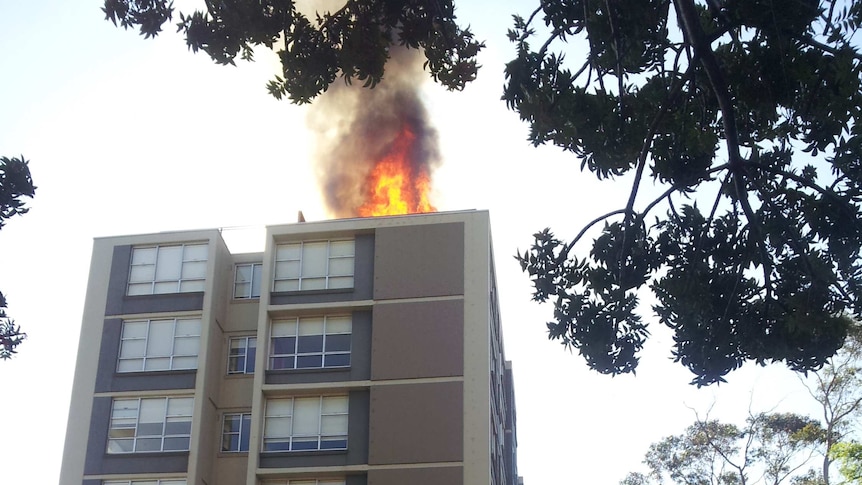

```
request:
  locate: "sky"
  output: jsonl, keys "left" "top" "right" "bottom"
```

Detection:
{"left": 0, "top": 1, "right": 832, "bottom": 484}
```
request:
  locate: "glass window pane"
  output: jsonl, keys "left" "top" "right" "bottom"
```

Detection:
{"left": 182, "top": 260, "right": 207, "bottom": 279}
{"left": 247, "top": 343, "right": 257, "bottom": 373}
{"left": 144, "top": 357, "right": 170, "bottom": 371}
{"left": 292, "top": 398, "right": 320, "bottom": 435}
{"left": 120, "top": 339, "right": 147, "bottom": 358}
{"left": 235, "top": 264, "right": 252, "bottom": 283}
{"left": 273, "top": 279, "right": 298, "bottom": 292}
{"left": 240, "top": 414, "right": 251, "bottom": 451}
{"left": 328, "top": 276, "right": 354, "bottom": 289}
{"left": 131, "top": 247, "right": 157, "bottom": 265}
{"left": 163, "top": 437, "right": 190, "bottom": 451}
{"left": 122, "top": 320, "right": 148, "bottom": 338}
{"left": 139, "top": 398, "right": 166, "bottom": 423}
{"left": 172, "top": 356, "right": 197, "bottom": 369}
{"left": 168, "top": 398, "right": 193, "bottom": 417}
{"left": 250, "top": 266, "right": 262, "bottom": 297}
{"left": 173, "top": 337, "right": 199, "bottom": 355}
{"left": 118, "top": 358, "right": 144, "bottom": 372}
{"left": 329, "top": 240, "right": 354, "bottom": 257}
{"left": 127, "top": 282, "right": 152, "bottom": 296}
{"left": 298, "top": 317, "right": 324, "bottom": 336}
{"left": 175, "top": 319, "right": 200, "bottom": 336}
{"left": 183, "top": 244, "right": 208, "bottom": 261}
{"left": 266, "top": 399, "right": 293, "bottom": 416}
{"left": 272, "top": 321, "right": 297, "bottom": 337}
{"left": 324, "top": 353, "right": 350, "bottom": 368}
{"left": 301, "top": 277, "right": 326, "bottom": 290}
{"left": 137, "top": 422, "right": 164, "bottom": 436}
{"left": 292, "top": 438, "right": 319, "bottom": 450}
{"left": 297, "top": 335, "right": 323, "bottom": 353}
{"left": 128, "top": 264, "right": 155, "bottom": 283}
{"left": 276, "top": 243, "right": 301, "bottom": 260}
{"left": 270, "top": 356, "right": 295, "bottom": 369}
{"left": 297, "top": 355, "right": 322, "bottom": 368}
{"left": 321, "top": 414, "right": 348, "bottom": 434}
{"left": 325, "top": 334, "right": 351, "bottom": 352}
{"left": 328, "top": 258, "right": 353, "bottom": 276}
{"left": 155, "top": 246, "right": 182, "bottom": 280}
{"left": 147, "top": 321, "right": 174, "bottom": 356}
{"left": 271, "top": 336, "right": 296, "bottom": 355}
{"left": 107, "top": 439, "right": 134, "bottom": 453}
{"left": 234, "top": 282, "right": 250, "bottom": 298}
{"left": 322, "top": 395, "right": 348, "bottom": 413}
{"left": 153, "top": 281, "right": 179, "bottom": 294}
{"left": 301, "top": 243, "right": 327, "bottom": 276}
{"left": 165, "top": 420, "right": 191, "bottom": 435}
{"left": 326, "top": 316, "right": 351, "bottom": 334}
{"left": 179, "top": 279, "right": 206, "bottom": 292}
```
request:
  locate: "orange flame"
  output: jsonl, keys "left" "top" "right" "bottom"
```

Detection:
{"left": 357, "top": 125, "right": 436, "bottom": 217}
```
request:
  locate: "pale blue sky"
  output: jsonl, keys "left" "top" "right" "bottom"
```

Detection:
{"left": 0, "top": 1, "right": 824, "bottom": 484}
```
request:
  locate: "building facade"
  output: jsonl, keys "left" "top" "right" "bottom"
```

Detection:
{"left": 60, "top": 210, "right": 520, "bottom": 485}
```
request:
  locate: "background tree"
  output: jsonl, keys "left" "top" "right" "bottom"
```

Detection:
{"left": 801, "top": 322, "right": 862, "bottom": 484}
{"left": 101, "top": 0, "right": 483, "bottom": 103}
{"left": 623, "top": 412, "right": 825, "bottom": 485}
{"left": 508, "top": 0, "right": 862, "bottom": 385}
{"left": 830, "top": 442, "right": 862, "bottom": 484}
{"left": 0, "top": 155, "right": 35, "bottom": 359}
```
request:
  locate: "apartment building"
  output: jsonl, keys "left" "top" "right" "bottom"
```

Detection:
{"left": 60, "top": 210, "right": 520, "bottom": 485}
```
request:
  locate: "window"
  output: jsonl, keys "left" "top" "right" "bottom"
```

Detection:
{"left": 128, "top": 243, "right": 208, "bottom": 296}
{"left": 262, "top": 481, "right": 345, "bottom": 485}
{"left": 118, "top": 318, "right": 201, "bottom": 372}
{"left": 263, "top": 396, "right": 348, "bottom": 452}
{"left": 227, "top": 336, "right": 257, "bottom": 374}
{"left": 104, "top": 480, "right": 187, "bottom": 485}
{"left": 234, "top": 263, "right": 263, "bottom": 299}
{"left": 270, "top": 316, "right": 351, "bottom": 370}
{"left": 273, "top": 240, "right": 354, "bottom": 291}
{"left": 221, "top": 413, "right": 252, "bottom": 452}
{"left": 108, "top": 397, "right": 193, "bottom": 453}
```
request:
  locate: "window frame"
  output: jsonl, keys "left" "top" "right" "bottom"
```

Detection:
{"left": 117, "top": 317, "right": 201, "bottom": 373}
{"left": 107, "top": 396, "right": 194, "bottom": 454}
{"left": 227, "top": 335, "right": 257, "bottom": 375}
{"left": 221, "top": 412, "right": 252, "bottom": 453}
{"left": 262, "top": 395, "right": 348, "bottom": 452}
{"left": 273, "top": 239, "right": 355, "bottom": 292}
{"left": 233, "top": 262, "right": 263, "bottom": 299}
{"left": 127, "top": 242, "right": 209, "bottom": 296}
{"left": 269, "top": 315, "right": 351, "bottom": 371}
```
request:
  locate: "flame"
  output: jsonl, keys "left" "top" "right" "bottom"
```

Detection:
{"left": 357, "top": 125, "right": 436, "bottom": 217}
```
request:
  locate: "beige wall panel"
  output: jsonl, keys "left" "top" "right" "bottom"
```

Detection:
{"left": 219, "top": 377, "right": 254, "bottom": 408}
{"left": 214, "top": 454, "right": 248, "bottom": 485}
{"left": 226, "top": 301, "right": 260, "bottom": 333}
{"left": 371, "top": 299, "right": 464, "bottom": 380}
{"left": 373, "top": 223, "right": 464, "bottom": 300}
{"left": 368, "top": 466, "right": 463, "bottom": 485}
{"left": 369, "top": 381, "right": 463, "bottom": 465}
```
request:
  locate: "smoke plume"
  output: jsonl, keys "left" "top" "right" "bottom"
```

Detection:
{"left": 307, "top": 47, "right": 441, "bottom": 218}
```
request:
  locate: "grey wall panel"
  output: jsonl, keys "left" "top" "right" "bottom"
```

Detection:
{"left": 269, "top": 234, "right": 374, "bottom": 305}
{"left": 265, "top": 311, "right": 371, "bottom": 385}
{"left": 370, "top": 300, "right": 463, "bottom": 380}
{"left": 105, "top": 245, "right": 132, "bottom": 316}
{"left": 94, "top": 319, "right": 196, "bottom": 393}
{"left": 367, "top": 466, "right": 463, "bottom": 485}
{"left": 259, "top": 390, "right": 369, "bottom": 468}
{"left": 84, "top": 397, "right": 189, "bottom": 475}
{"left": 368, "top": 382, "right": 463, "bottom": 465}
{"left": 373, "top": 223, "right": 464, "bottom": 300}
{"left": 346, "top": 475, "right": 368, "bottom": 485}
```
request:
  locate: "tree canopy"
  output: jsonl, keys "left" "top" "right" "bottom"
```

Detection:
{"left": 0, "top": 155, "right": 35, "bottom": 359}
{"left": 102, "top": 0, "right": 862, "bottom": 385}
{"left": 102, "top": 0, "right": 483, "bottom": 103}
{"left": 509, "top": 0, "right": 862, "bottom": 385}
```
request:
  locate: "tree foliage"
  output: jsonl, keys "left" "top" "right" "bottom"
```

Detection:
{"left": 0, "top": 156, "right": 35, "bottom": 359}
{"left": 508, "top": 0, "right": 862, "bottom": 385}
{"left": 801, "top": 322, "right": 862, "bottom": 484}
{"left": 625, "top": 412, "right": 826, "bottom": 485}
{"left": 831, "top": 442, "right": 862, "bottom": 484}
{"left": 102, "top": 0, "right": 483, "bottom": 103}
